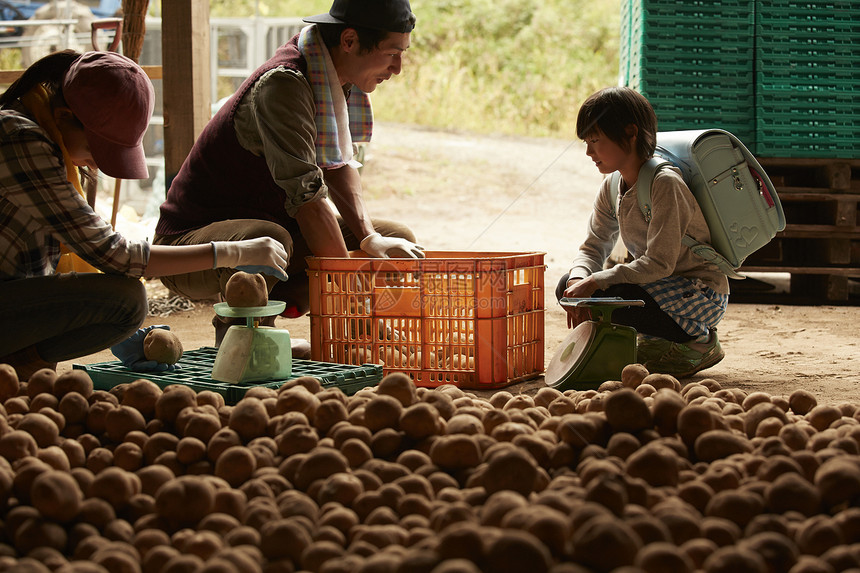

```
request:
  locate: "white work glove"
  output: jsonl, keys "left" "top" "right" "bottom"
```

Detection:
{"left": 360, "top": 233, "right": 425, "bottom": 259}
{"left": 211, "top": 237, "right": 289, "bottom": 281}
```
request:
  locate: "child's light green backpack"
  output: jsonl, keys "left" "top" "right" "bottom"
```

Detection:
{"left": 610, "top": 129, "right": 786, "bottom": 279}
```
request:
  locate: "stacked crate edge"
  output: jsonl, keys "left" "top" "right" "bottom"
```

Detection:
{"left": 619, "top": 0, "right": 757, "bottom": 147}
{"left": 754, "top": 0, "right": 859, "bottom": 158}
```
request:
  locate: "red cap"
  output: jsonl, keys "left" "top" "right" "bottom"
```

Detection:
{"left": 62, "top": 51, "right": 154, "bottom": 180}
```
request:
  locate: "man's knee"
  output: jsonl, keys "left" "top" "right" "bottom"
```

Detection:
{"left": 374, "top": 220, "right": 416, "bottom": 243}
{"left": 156, "top": 220, "right": 294, "bottom": 258}
{"left": 244, "top": 222, "right": 294, "bottom": 258}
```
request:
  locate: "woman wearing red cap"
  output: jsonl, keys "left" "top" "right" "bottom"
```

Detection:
{"left": 0, "top": 50, "right": 289, "bottom": 380}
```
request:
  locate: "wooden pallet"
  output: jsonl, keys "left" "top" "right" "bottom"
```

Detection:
{"left": 780, "top": 192, "right": 860, "bottom": 229}
{"left": 758, "top": 157, "right": 860, "bottom": 194}
{"left": 730, "top": 273, "right": 860, "bottom": 305}
{"left": 735, "top": 157, "right": 860, "bottom": 303}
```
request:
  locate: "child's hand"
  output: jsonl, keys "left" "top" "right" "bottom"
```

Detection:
{"left": 563, "top": 275, "right": 599, "bottom": 298}
{"left": 563, "top": 305, "right": 591, "bottom": 329}
{"left": 563, "top": 276, "right": 598, "bottom": 328}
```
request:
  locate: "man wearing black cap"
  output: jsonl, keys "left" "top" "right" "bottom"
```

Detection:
{"left": 153, "top": 0, "right": 424, "bottom": 354}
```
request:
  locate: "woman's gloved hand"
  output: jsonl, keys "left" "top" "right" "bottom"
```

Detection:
{"left": 110, "top": 325, "right": 181, "bottom": 372}
{"left": 360, "top": 233, "right": 425, "bottom": 259}
{"left": 211, "top": 237, "right": 289, "bottom": 280}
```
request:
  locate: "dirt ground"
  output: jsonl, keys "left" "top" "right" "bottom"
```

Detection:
{"left": 59, "top": 122, "right": 860, "bottom": 406}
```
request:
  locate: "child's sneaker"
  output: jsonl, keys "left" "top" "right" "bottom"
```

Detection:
{"left": 643, "top": 330, "right": 724, "bottom": 378}
{"left": 635, "top": 335, "right": 674, "bottom": 364}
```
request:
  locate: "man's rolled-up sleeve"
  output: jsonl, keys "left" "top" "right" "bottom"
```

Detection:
{"left": 238, "top": 68, "right": 328, "bottom": 217}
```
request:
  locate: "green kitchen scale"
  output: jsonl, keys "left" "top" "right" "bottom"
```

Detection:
{"left": 211, "top": 301, "right": 292, "bottom": 383}
{"left": 546, "top": 297, "right": 645, "bottom": 391}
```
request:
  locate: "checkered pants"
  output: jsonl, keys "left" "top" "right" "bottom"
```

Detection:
{"left": 642, "top": 276, "right": 729, "bottom": 342}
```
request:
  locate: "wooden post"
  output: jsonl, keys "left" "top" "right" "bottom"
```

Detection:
{"left": 161, "top": 1, "right": 210, "bottom": 191}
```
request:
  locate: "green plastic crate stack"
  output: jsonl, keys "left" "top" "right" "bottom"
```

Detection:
{"left": 74, "top": 347, "right": 383, "bottom": 404}
{"left": 618, "top": 0, "right": 633, "bottom": 87}
{"left": 755, "top": 1, "right": 859, "bottom": 158}
{"left": 619, "top": 0, "right": 756, "bottom": 146}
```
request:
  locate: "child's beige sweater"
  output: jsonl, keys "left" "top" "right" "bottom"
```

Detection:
{"left": 570, "top": 166, "right": 729, "bottom": 295}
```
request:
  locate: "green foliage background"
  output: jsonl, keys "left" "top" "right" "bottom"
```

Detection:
{"left": 168, "top": 0, "right": 621, "bottom": 139}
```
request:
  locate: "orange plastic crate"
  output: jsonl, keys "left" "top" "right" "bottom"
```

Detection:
{"left": 306, "top": 251, "right": 545, "bottom": 389}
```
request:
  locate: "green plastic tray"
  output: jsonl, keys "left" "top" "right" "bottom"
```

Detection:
{"left": 73, "top": 347, "right": 382, "bottom": 404}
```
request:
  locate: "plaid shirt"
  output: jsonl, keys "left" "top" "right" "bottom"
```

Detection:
{"left": 0, "top": 104, "right": 149, "bottom": 279}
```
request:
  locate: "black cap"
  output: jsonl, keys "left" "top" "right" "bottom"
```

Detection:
{"left": 303, "top": 0, "right": 415, "bottom": 33}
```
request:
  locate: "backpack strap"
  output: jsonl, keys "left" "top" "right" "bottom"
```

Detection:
{"left": 636, "top": 156, "right": 746, "bottom": 280}
{"left": 634, "top": 157, "right": 672, "bottom": 223}
{"left": 609, "top": 156, "right": 672, "bottom": 223}
{"left": 681, "top": 236, "right": 747, "bottom": 280}
{"left": 608, "top": 172, "right": 621, "bottom": 218}
{"left": 609, "top": 160, "right": 667, "bottom": 219}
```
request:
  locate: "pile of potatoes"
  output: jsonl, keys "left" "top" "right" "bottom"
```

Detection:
{"left": 0, "top": 361, "right": 860, "bottom": 573}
